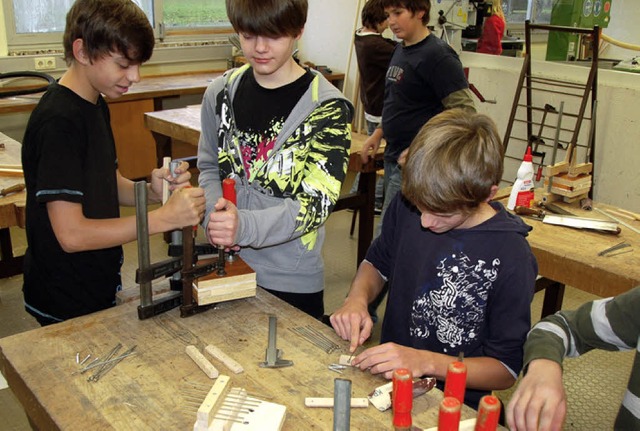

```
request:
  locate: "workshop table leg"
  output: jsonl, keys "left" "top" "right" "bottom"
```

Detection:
{"left": 0, "top": 228, "right": 24, "bottom": 278}
{"left": 534, "top": 277, "right": 565, "bottom": 319}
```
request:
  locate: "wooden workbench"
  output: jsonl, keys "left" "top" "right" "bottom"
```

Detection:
{"left": 144, "top": 106, "right": 384, "bottom": 266}
{"left": 0, "top": 132, "right": 26, "bottom": 277}
{"left": 495, "top": 193, "right": 640, "bottom": 317}
{"left": 0, "top": 72, "right": 223, "bottom": 179}
{"left": 0, "top": 289, "right": 476, "bottom": 430}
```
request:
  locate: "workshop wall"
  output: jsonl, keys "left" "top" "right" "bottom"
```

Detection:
{"left": 462, "top": 51, "right": 640, "bottom": 212}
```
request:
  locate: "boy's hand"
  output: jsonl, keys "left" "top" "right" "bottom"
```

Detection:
{"left": 506, "top": 359, "right": 566, "bottom": 431}
{"left": 351, "top": 342, "right": 430, "bottom": 380}
{"left": 149, "top": 161, "right": 192, "bottom": 200}
{"left": 360, "top": 129, "right": 383, "bottom": 163}
{"left": 206, "top": 197, "right": 239, "bottom": 247}
{"left": 330, "top": 298, "right": 373, "bottom": 352}
{"left": 161, "top": 187, "right": 205, "bottom": 228}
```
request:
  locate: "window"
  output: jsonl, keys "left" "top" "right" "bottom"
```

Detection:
{"left": 503, "top": 0, "right": 554, "bottom": 33}
{"left": 3, "top": 0, "right": 232, "bottom": 52}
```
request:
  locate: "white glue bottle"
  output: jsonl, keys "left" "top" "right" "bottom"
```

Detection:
{"left": 507, "top": 146, "right": 534, "bottom": 210}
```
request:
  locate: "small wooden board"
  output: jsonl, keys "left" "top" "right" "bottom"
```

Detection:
{"left": 193, "top": 256, "right": 256, "bottom": 305}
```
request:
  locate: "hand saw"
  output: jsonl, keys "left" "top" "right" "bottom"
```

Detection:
{"left": 514, "top": 206, "right": 621, "bottom": 234}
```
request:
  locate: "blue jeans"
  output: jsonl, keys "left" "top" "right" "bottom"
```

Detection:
{"left": 375, "top": 159, "right": 402, "bottom": 238}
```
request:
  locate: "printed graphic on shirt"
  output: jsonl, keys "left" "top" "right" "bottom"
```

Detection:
{"left": 387, "top": 65, "right": 404, "bottom": 83}
{"left": 216, "top": 86, "right": 350, "bottom": 250}
{"left": 410, "top": 252, "right": 500, "bottom": 353}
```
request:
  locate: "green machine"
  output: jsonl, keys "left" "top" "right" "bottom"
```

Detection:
{"left": 546, "top": 0, "right": 613, "bottom": 61}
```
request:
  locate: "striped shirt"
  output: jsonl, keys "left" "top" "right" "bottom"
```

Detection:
{"left": 523, "top": 286, "right": 640, "bottom": 429}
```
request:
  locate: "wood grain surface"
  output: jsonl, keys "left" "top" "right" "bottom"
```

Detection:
{"left": 0, "top": 133, "right": 25, "bottom": 229}
{"left": 0, "top": 289, "right": 476, "bottom": 430}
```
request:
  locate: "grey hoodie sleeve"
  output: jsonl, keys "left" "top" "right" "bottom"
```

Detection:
{"left": 197, "top": 78, "right": 225, "bottom": 228}
{"left": 235, "top": 97, "right": 353, "bottom": 249}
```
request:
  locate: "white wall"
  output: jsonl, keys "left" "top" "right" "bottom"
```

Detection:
{"left": 601, "top": 0, "right": 640, "bottom": 60}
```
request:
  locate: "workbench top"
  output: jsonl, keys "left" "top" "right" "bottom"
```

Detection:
{"left": 0, "top": 132, "right": 25, "bottom": 229}
{"left": 496, "top": 192, "right": 640, "bottom": 298}
{"left": 0, "top": 289, "right": 476, "bottom": 430}
{"left": 0, "top": 72, "right": 221, "bottom": 115}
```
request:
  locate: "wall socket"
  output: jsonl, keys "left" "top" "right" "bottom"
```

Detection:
{"left": 34, "top": 56, "right": 56, "bottom": 71}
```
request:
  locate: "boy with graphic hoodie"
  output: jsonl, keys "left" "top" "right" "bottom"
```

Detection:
{"left": 197, "top": 0, "right": 354, "bottom": 319}
{"left": 331, "top": 109, "right": 537, "bottom": 409}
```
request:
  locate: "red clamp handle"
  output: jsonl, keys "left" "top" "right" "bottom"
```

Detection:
{"left": 222, "top": 178, "right": 236, "bottom": 205}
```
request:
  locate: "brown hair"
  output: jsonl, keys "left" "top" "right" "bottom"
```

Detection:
{"left": 380, "top": 0, "right": 431, "bottom": 25}
{"left": 63, "top": 0, "right": 154, "bottom": 66}
{"left": 362, "top": 0, "right": 388, "bottom": 29}
{"left": 402, "top": 109, "right": 504, "bottom": 214}
{"left": 226, "top": 0, "right": 308, "bottom": 38}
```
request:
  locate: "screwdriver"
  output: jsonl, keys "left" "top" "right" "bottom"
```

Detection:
{"left": 217, "top": 178, "right": 237, "bottom": 276}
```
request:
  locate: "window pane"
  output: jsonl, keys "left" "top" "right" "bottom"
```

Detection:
{"left": 163, "top": 0, "right": 228, "bottom": 28}
{"left": 11, "top": 0, "right": 154, "bottom": 34}
{"left": 13, "top": 0, "right": 74, "bottom": 33}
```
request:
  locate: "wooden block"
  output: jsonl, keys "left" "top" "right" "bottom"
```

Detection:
{"left": 194, "top": 375, "right": 231, "bottom": 431}
{"left": 186, "top": 345, "right": 219, "bottom": 379}
{"left": 568, "top": 162, "right": 593, "bottom": 176}
{"left": 338, "top": 354, "right": 354, "bottom": 366}
{"left": 304, "top": 397, "right": 368, "bottom": 408}
{"left": 205, "top": 345, "right": 244, "bottom": 374}
{"left": 543, "top": 161, "right": 569, "bottom": 177}
{"left": 193, "top": 257, "right": 257, "bottom": 306}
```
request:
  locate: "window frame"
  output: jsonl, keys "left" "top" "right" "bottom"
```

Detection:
{"left": 2, "top": 0, "right": 235, "bottom": 53}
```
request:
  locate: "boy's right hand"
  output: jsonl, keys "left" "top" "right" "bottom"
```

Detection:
{"left": 360, "top": 130, "right": 383, "bottom": 163}
{"left": 330, "top": 298, "right": 373, "bottom": 353}
{"left": 162, "top": 186, "right": 205, "bottom": 228}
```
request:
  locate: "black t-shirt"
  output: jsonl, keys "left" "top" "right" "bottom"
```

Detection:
{"left": 232, "top": 70, "right": 314, "bottom": 180}
{"left": 21, "top": 83, "right": 123, "bottom": 322}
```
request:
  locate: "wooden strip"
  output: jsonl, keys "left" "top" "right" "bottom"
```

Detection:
{"left": 304, "top": 397, "right": 368, "bottom": 408}
{"left": 185, "top": 345, "right": 219, "bottom": 379}
{"left": 194, "top": 375, "right": 231, "bottom": 431}
{"left": 204, "top": 344, "right": 244, "bottom": 374}
{"left": 338, "top": 354, "right": 354, "bottom": 366}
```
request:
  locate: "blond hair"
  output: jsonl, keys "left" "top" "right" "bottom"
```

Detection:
{"left": 491, "top": 1, "right": 505, "bottom": 21}
{"left": 402, "top": 109, "right": 504, "bottom": 214}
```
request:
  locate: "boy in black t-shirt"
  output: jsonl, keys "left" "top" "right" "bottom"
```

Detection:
{"left": 21, "top": 0, "right": 206, "bottom": 325}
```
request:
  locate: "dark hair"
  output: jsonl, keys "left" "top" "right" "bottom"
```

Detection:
{"left": 361, "top": 0, "right": 388, "bottom": 29}
{"left": 63, "top": 0, "right": 154, "bottom": 66}
{"left": 380, "top": 0, "right": 431, "bottom": 25}
{"left": 402, "top": 109, "right": 504, "bottom": 214}
{"left": 226, "top": 0, "right": 308, "bottom": 38}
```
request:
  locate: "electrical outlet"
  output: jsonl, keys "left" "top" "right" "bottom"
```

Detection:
{"left": 34, "top": 56, "right": 56, "bottom": 71}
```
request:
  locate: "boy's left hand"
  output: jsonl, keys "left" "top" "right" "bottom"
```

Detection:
{"left": 150, "top": 160, "right": 192, "bottom": 198}
{"left": 352, "top": 342, "right": 431, "bottom": 380}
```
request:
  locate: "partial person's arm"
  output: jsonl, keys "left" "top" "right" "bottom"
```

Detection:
{"left": 442, "top": 88, "right": 476, "bottom": 113}
{"left": 353, "top": 344, "right": 516, "bottom": 388}
{"left": 506, "top": 358, "right": 566, "bottom": 431}
{"left": 507, "top": 286, "right": 640, "bottom": 431}
{"left": 48, "top": 167, "right": 205, "bottom": 253}
{"left": 360, "top": 126, "right": 384, "bottom": 163}
{"left": 331, "top": 260, "right": 386, "bottom": 352}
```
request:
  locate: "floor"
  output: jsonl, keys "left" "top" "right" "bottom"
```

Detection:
{"left": 0, "top": 176, "right": 634, "bottom": 430}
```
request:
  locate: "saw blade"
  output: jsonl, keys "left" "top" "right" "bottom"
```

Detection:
{"left": 542, "top": 214, "right": 620, "bottom": 233}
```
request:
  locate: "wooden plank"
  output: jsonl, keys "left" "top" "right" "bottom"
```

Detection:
{"left": 186, "top": 345, "right": 220, "bottom": 379}
{"left": 205, "top": 345, "right": 244, "bottom": 374}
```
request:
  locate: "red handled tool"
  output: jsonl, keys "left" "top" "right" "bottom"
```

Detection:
{"left": 474, "top": 395, "right": 501, "bottom": 431}
{"left": 392, "top": 368, "right": 413, "bottom": 430}
{"left": 217, "top": 178, "right": 237, "bottom": 276}
{"left": 438, "top": 396, "right": 462, "bottom": 431}
{"left": 444, "top": 358, "right": 467, "bottom": 405}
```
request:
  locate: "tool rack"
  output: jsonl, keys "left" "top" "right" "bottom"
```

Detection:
{"left": 502, "top": 21, "right": 600, "bottom": 201}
